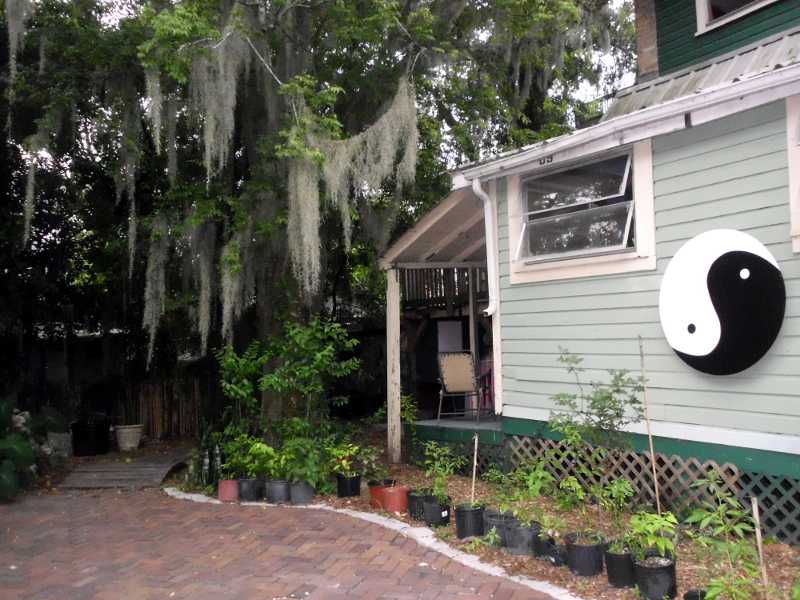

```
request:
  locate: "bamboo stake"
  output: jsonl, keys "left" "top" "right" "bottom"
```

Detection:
{"left": 471, "top": 433, "right": 479, "bottom": 505}
{"left": 751, "top": 496, "right": 769, "bottom": 592}
{"left": 638, "top": 335, "right": 662, "bottom": 515}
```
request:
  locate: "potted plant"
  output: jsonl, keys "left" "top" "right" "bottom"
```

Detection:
{"left": 222, "top": 433, "right": 259, "bottom": 501}
{"left": 455, "top": 502, "right": 485, "bottom": 539}
{"left": 628, "top": 511, "right": 679, "bottom": 600}
{"left": 362, "top": 445, "right": 408, "bottom": 511}
{"left": 505, "top": 507, "right": 541, "bottom": 556}
{"left": 408, "top": 488, "right": 430, "bottom": 521}
{"left": 282, "top": 437, "right": 326, "bottom": 505}
{"left": 329, "top": 441, "right": 362, "bottom": 497}
{"left": 605, "top": 538, "right": 636, "bottom": 588}
{"left": 534, "top": 514, "right": 566, "bottom": 566}
{"left": 421, "top": 441, "right": 465, "bottom": 527}
{"left": 250, "top": 441, "right": 290, "bottom": 503}
{"left": 598, "top": 479, "right": 636, "bottom": 588}
{"left": 564, "top": 530, "right": 605, "bottom": 576}
{"left": 115, "top": 389, "right": 144, "bottom": 452}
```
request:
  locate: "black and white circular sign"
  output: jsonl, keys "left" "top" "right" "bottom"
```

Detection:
{"left": 658, "top": 229, "right": 785, "bottom": 375}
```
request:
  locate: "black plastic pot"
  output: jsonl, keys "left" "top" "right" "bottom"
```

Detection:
{"left": 421, "top": 495, "right": 451, "bottom": 527}
{"left": 533, "top": 533, "right": 553, "bottom": 558}
{"left": 336, "top": 473, "right": 362, "bottom": 498}
{"left": 290, "top": 481, "right": 315, "bottom": 505}
{"left": 565, "top": 532, "right": 605, "bottom": 576}
{"left": 454, "top": 504, "right": 485, "bottom": 539}
{"left": 683, "top": 591, "right": 706, "bottom": 600}
{"left": 408, "top": 489, "right": 427, "bottom": 521}
{"left": 605, "top": 548, "right": 636, "bottom": 588}
{"left": 484, "top": 509, "right": 515, "bottom": 546}
{"left": 505, "top": 521, "right": 540, "bottom": 556}
{"left": 265, "top": 479, "right": 290, "bottom": 503}
{"left": 635, "top": 556, "right": 677, "bottom": 600}
{"left": 238, "top": 478, "right": 262, "bottom": 501}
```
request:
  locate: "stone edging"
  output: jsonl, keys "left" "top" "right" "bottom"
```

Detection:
{"left": 162, "top": 487, "right": 585, "bottom": 600}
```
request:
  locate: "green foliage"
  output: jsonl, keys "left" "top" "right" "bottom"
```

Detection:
{"left": 550, "top": 349, "right": 644, "bottom": 450}
{"left": 328, "top": 441, "right": 361, "bottom": 478}
{"left": 423, "top": 441, "right": 466, "bottom": 504}
{"left": 216, "top": 342, "right": 268, "bottom": 430}
{"left": 246, "top": 441, "right": 278, "bottom": 478}
{"left": 557, "top": 475, "right": 586, "bottom": 511}
{"left": 595, "top": 478, "right": 635, "bottom": 529}
{"left": 0, "top": 403, "right": 35, "bottom": 501}
{"left": 538, "top": 513, "right": 566, "bottom": 540}
{"left": 258, "top": 318, "right": 360, "bottom": 413}
{"left": 627, "top": 511, "right": 678, "bottom": 560}
{"left": 481, "top": 464, "right": 507, "bottom": 486}
{"left": 358, "top": 445, "right": 388, "bottom": 482}
{"left": 792, "top": 578, "right": 800, "bottom": 600}
{"left": 464, "top": 526, "right": 502, "bottom": 552}
{"left": 282, "top": 437, "right": 330, "bottom": 491}
{"left": 219, "top": 432, "right": 258, "bottom": 479}
{"left": 685, "top": 471, "right": 765, "bottom": 600}
{"left": 507, "top": 458, "right": 555, "bottom": 500}
{"left": 685, "top": 472, "right": 754, "bottom": 541}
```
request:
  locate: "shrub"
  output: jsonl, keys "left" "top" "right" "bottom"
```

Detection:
{"left": 0, "top": 402, "right": 35, "bottom": 501}
{"left": 627, "top": 511, "right": 678, "bottom": 560}
{"left": 423, "top": 441, "right": 465, "bottom": 504}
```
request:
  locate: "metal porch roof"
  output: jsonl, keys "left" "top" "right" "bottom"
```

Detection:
{"left": 604, "top": 26, "right": 800, "bottom": 121}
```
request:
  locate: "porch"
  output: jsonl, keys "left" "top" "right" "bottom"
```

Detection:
{"left": 380, "top": 180, "right": 503, "bottom": 462}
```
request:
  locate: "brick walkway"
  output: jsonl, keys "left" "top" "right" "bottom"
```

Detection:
{"left": 0, "top": 489, "right": 556, "bottom": 600}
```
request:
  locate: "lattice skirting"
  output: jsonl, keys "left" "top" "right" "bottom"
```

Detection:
{"left": 507, "top": 435, "right": 800, "bottom": 545}
{"left": 409, "top": 438, "right": 509, "bottom": 477}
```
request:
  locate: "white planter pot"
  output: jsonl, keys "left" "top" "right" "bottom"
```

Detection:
{"left": 47, "top": 431, "right": 72, "bottom": 458}
{"left": 115, "top": 424, "right": 144, "bottom": 451}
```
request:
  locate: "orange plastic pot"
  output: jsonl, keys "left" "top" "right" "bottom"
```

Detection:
{"left": 218, "top": 479, "right": 239, "bottom": 503}
{"left": 369, "top": 485, "right": 409, "bottom": 513}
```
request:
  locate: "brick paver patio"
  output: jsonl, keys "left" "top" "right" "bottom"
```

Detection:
{"left": 0, "top": 489, "right": 556, "bottom": 600}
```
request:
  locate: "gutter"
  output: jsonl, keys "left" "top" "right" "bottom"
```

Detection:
{"left": 459, "top": 61, "right": 800, "bottom": 181}
{"left": 471, "top": 178, "right": 498, "bottom": 317}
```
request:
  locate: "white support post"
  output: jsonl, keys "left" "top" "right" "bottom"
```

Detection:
{"left": 467, "top": 267, "right": 478, "bottom": 412}
{"left": 386, "top": 268, "right": 402, "bottom": 464}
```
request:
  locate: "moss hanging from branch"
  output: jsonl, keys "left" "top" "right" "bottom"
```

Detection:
{"left": 189, "top": 27, "right": 251, "bottom": 184}
{"left": 318, "top": 78, "right": 418, "bottom": 253}
{"left": 112, "top": 101, "right": 142, "bottom": 278}
{"left": 219, "top": 237, "right": 243, "bottom": 343}
{"left": 145, "top": 68, "right": 163, "bottom": 154}
{"left": 6, "top": 0, "right": 31, "bottom": 88}
{"left": 190, "top": 221, "right": 216, "bottom": 353}
{"left": 22, "top": 161, "right": 36, "bottom": 246}
{"left": 143, "top": 215, "right": 169, "bottom": 368}
{"left": 165, "top": 97, "right": 178, "bottom": 185}
{"left": 287, "top": 158, "right": 321, "bottom": 300}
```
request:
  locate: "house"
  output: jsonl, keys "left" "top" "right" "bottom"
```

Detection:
{"left": 381, "top": 0, "right": 800, "bottom": 543}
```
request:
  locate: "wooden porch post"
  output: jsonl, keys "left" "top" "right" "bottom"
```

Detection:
{"left": 467, "top": 268, "right": 478, "bottom": 412}
{"left": 386, "top": 268, "right": 402, "bottom": 463}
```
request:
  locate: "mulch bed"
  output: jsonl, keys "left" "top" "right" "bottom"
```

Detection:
{"left": 320, "top": 462, "right": 800, "bottom": 600}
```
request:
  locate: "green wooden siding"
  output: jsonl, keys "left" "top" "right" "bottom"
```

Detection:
{"left": 496, "top": 101, "right": 798, "bottom": 440}
{"left": 655, "top": 0, "right": 800, "bottom": 74}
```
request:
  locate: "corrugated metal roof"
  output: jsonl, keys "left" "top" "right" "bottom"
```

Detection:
{"left": 604, "top": 26, "right": 800, "bottom": 121}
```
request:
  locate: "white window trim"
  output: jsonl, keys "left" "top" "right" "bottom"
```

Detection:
{"left": 695, "top": 0, "right": 782, "bottom": 35}
{"left": 507, "top": 139, "right": 656, "bottom": 285}
{"left": 788, "top": 96, "right": 800, "bottom": 253}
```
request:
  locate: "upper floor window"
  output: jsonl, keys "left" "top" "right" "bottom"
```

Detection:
{"left": 515, "top": 153, "right": 634, "bottom": 263}
{"left": 695, "top": 0, "right": 782, "bottom": 34}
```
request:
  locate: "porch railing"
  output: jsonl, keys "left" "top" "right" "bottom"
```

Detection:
{"left": 401, "top": 267, "right": 487, "bottom": 310}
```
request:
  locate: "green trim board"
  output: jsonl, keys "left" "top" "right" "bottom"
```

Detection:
{"left": 413, "top": 422, "right": 505, "bottom": 446}
{"left": 655, "top": 0, "right": 800, "bottom": 73}
{"left": 503, "top": 417, "right": 800, "bottom": 480}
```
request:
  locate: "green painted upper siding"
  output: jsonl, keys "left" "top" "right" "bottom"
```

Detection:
{"left": 494, "top": 101, "right": 797, "bottom": 440}
{"left": 655, "top": 0, "right": 800, "bottom": 73}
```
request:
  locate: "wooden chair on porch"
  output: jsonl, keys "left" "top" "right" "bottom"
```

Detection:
{"left": 436, "top": 352, "right": 486, "bottom": 422}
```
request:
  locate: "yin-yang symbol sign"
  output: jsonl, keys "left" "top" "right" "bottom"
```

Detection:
{"left": 658, "top": 229, "right": 785, "bottom": 375}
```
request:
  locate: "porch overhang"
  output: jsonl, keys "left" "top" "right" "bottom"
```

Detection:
{"left": 379, "top": 185, "right": 486, "bottom": 270}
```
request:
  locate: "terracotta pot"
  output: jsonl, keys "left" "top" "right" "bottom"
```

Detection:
{"left": 369, "top": 485, "right": 409, "bottom": 512}
{"left": 115, "top": 424, "right": 144, "bottom": 451}
{"left": 218, "top": 479, "right": 239, "bottom": 503}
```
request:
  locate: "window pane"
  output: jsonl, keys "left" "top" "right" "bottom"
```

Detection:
{"left": 526, "top": 154, "right": 629, "bottom": 213}
{"left": 709, "top": 0, "right": 761, "bottom": 20}
{"left": 525, "top": 201, "right": 632, "bottom": 258}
